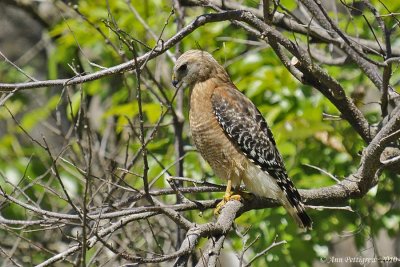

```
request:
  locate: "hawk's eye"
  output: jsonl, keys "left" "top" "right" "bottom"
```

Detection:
{"left": 178, "top": 64, "right": 187, "bottom": 72}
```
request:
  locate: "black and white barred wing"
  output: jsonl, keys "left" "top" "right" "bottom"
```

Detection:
{"left": 211, "top": 86, "right": 287, "bottom": 179}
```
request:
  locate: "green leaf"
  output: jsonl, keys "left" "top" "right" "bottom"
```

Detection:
{"left": 20, "top": 96, "right": 59, "bottom": 131}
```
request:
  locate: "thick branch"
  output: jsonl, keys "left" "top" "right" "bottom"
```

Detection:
{"left": 0, "top": 10, "right": 252, "bottom": 91}
{"left": 181, "top": 0, "right": 400, "bottom": 56}
{"left": 174, "top": 200, "right": 241, "bottom": 266}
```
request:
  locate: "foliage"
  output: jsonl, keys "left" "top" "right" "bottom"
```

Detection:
{"left": 0, "top": 0, "right": 399, "bottom": 266}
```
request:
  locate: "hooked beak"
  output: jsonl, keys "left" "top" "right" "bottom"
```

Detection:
{"left": 172, "top": 74, "right": 179, "bottom": 88}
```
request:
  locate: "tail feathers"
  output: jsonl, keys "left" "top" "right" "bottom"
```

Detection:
{"left": 275, "top": 175, "right": 312, "bottom": 229}
{"left": 283, "top": 198, "right": 313, "bottom": 230}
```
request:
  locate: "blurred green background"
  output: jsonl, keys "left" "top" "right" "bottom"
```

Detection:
{"left": 0, "top": 0, "right": 399, "bottom": 266}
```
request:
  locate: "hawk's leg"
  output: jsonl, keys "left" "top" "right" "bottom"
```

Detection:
{"left": 214, "top": 179, "right": 242, "bottom": 215}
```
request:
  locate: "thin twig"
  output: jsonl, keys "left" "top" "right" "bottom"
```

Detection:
{"left": 245, "top": 237, "right": 287, "bottom": 267}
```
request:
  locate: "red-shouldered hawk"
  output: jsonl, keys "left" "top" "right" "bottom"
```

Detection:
{"left": 172, "top": 50, "right": 312, "bottom": 229}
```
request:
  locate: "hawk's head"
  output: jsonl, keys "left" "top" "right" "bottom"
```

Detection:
{"left": 172, "top": 50, "right": 228, "bottom": 89}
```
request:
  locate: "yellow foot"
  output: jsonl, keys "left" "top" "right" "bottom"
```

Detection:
{"left": 214, "top": 193, "right": 242, "bottom": 215}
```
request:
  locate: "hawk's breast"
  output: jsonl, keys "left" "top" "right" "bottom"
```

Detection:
{"left": 189, "top": 80, "right": 246, "bottom": 187}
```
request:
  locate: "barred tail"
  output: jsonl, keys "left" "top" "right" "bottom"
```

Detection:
{"left": 282, "top": 197, "right": 313, "bottom": 230}
{"left": 275, "top": 174, "right": 313, "bottom": 229}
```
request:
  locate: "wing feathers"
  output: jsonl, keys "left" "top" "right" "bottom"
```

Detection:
{"left": 211, "top": 85, "right": 312, "bottom": 229}
{"left": 211, "top": 86, "right": 285, "bottom": 176}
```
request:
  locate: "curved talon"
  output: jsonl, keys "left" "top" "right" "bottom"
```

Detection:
{"left": 214, "top": 199, "right": 225, "bottom": 215}
{"left": 214, "top": 193, "right": 242, "bottom": 214}
{"left": 214, "top": 179, "right": 243, "bottom": 215}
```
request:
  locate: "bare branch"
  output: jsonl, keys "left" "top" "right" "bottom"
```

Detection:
{"left": 245, "top": 237, "right": 287, "bottom": 267}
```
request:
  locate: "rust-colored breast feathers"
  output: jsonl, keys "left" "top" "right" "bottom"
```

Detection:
{"left": 189, "top": 79, "right": 247, "bottom": 185}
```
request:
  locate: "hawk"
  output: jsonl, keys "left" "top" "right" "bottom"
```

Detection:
{"left": 172, "top": 50, "right": 312, "bottom": 229}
